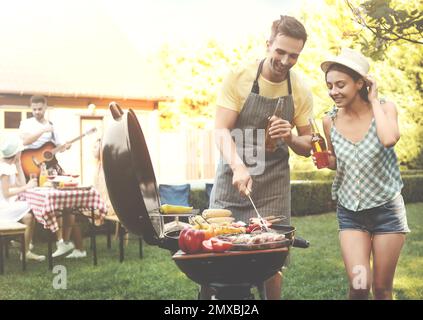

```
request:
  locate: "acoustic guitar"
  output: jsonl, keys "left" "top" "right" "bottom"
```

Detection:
{"left": 21, "top": 127, "right": 97, "bottom": 177}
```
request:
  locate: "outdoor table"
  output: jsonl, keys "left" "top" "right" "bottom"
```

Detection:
{"left": 19, "top": 186, "right": 108, "bottom": 269}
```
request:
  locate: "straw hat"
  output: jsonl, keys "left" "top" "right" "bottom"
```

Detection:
{"left": 0, "top": 134, "right": 25, "bottom": 158}
{"left": 321, "top": 48, "right": 370, "bottom": 77}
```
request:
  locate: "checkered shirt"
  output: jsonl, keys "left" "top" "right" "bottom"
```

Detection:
{"left": 19, "top": 187, "right": 108, "bottom": 232}
{"left": 328, "top": 107, "right": 403, "bottom": 211}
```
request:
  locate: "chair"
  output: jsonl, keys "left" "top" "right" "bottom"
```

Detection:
{"left": 205, "top": 183, "right": 214, "bottom": 209}
{"left": 0, "top": 222, "right": 27, "bottom": 274}
{"left": 159, "top": 184, "right": 191, "bottom": 206}
{"left": 104, "top": 214, "right": 143, "bottom": 263}
{"left": 90, "top": 156, "right": 143, "bottom": 263}
{"left": 159, "top": 184, "right": 191, "bottom": 232}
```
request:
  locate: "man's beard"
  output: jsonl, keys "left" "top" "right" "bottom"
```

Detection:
{"left": 270, "top": 58, "right": 290, "bottom": 76}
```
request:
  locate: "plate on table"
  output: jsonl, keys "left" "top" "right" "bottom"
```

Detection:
{"left": 54, "top": 185, "right": 92, "bottom": 191}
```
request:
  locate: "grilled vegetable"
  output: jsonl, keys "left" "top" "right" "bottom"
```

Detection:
{"left": 201, "top": 238, "right": 233, "bottom": 253}
{"left": 160, "top": 204, "right": 193, "bottom": 214}
{"left": 201, "top": 239, "right": 215, "bottom": 253}
{"left": 210, "top": 237, "right": 233, "bottom": 252}
{"left": 206, "top": 217, "right": 235, "bottom": 225}
{"left": 202, "top": 209, "right": 232, "bottom": 219}
{"left": 178, "top": 227, "right": 205, "bottom": 254}
{"left": 214, "top": 225, "right": 246, "bottom": 236}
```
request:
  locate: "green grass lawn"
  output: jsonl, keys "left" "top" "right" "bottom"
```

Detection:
{"left": 0, "top": 203, "right": 422, "bottom": 300}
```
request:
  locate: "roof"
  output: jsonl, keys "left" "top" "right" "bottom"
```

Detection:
{"left": 0, "top": 1, "right": 168, "bottom": 101}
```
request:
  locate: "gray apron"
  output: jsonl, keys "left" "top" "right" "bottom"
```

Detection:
{"left": 210, "top": 59, "right": 295, "bottom": 224}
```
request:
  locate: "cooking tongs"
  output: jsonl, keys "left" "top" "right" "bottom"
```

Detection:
{"left": 245, "top": 188, "right": 269, "bottom": 232}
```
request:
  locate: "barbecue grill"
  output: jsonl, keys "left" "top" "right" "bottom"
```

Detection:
{"left": 102, "top": 103, "right": 309, "bottom": 300}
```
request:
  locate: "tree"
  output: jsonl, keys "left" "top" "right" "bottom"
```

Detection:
{"left": 292, "top": 0, "right": 423, "bottom": 169}
{"left": 151, "top": 0, "right": 423, "bottom": 169}
{"left": 345, "top": 0, "right": 423, "bottom": 58}
{"left": 156, "top": 37, "right": 264, "bottom": 130}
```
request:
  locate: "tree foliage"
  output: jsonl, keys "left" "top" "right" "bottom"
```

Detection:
{"left": 152, "top": 0, "right": 423, "bottom": 169}
{"left": 345, "top": 0, "right": 423, "bottom": 59}
{"left": 156, "top": 38, "right": 264, "bottom": 130}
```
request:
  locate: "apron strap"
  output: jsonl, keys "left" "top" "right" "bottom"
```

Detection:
{"left": 48, "top": 120, "right": 56, "bottom": 143}
{"left": 287, "top": 71, "right": 292, "bottom": 95}
{"left": 251, "top": 59, "right": 265, "bottom": 94}
{"left": 251, "top": 59, "right": 293, "bottom": 96}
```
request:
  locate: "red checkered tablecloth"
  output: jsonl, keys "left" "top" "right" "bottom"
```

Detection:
{"left": 19, "top": 187, "right": 108, "bottom": 232}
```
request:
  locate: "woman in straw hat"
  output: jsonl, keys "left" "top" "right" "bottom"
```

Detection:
{"left": 0, "top": 134, "right": 46, "bottom": 261}
{"left": 316, "top": 48, "right": 409, "bottom": 299}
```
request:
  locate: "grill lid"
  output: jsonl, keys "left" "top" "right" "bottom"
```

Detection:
{"left": 102, "top": 104, "right": 163, "bottom": 245}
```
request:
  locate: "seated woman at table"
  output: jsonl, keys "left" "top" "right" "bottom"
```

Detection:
{"left": 0, "top": 134, "right": 46, "bottom": 261}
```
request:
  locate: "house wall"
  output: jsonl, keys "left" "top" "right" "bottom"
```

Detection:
{"left": 0, "top": 101, "right": 218, "bottom": 184}
{"left": 0, "top": 103, "right": 159, "bottom": 185}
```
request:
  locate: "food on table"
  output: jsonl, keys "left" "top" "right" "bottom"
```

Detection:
{"left": 63, "top": 182, "right": 78, "bottom": 188}
{"left": 43, "top": 181, "right": 53, "bottom": 188}
{"left": 160, "top": 204, "right": 193, "bottom": 214}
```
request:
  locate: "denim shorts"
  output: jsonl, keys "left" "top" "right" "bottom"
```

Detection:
{"left": 337, "top": 194, "right": 410, "bottom": 234}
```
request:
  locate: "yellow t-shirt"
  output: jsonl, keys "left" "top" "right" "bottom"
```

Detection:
{"left": 216, "top": 60, "right": 313, "bottom": 128}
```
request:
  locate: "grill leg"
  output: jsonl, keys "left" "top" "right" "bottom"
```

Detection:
{"left": 210, "top": 284, "right": 254, "bottom": 300}
{"left": 198, "top": 285, "right": 214, "bottom": 300}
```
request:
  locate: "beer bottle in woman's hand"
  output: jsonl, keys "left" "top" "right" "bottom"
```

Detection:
{"left": 309, "top": 118, "right": 329, "bottom": 169}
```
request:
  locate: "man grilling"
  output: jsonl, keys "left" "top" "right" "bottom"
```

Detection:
{"left": 208, "top": 15, "right": 314, "bottom": 299}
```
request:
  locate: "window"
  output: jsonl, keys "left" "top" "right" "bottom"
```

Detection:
{"left": 0, "top": 107, "right": 33, "bottom": 131}
{"left": 4, "top": 111, "right": 22, "bottom": 129}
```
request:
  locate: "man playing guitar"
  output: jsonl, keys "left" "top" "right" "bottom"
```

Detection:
{"left": 19, "top": 95, "right": 71, "bottom": 175}
{"left": 18, "top": 95, "right": 86, "bottom": 259}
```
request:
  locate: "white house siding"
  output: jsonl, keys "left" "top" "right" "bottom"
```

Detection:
{"left": 1, "top": 105, "right": 218, "bottom": 183}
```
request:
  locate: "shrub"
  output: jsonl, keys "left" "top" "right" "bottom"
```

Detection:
{"left": 291, "top": 181, "right": 334, "bottom": 216}
{"left": 191, "top": 174, "right": 423, "bottom": 216}
{"left": 401, "top": 175, "right": 423, "bottom": 203}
